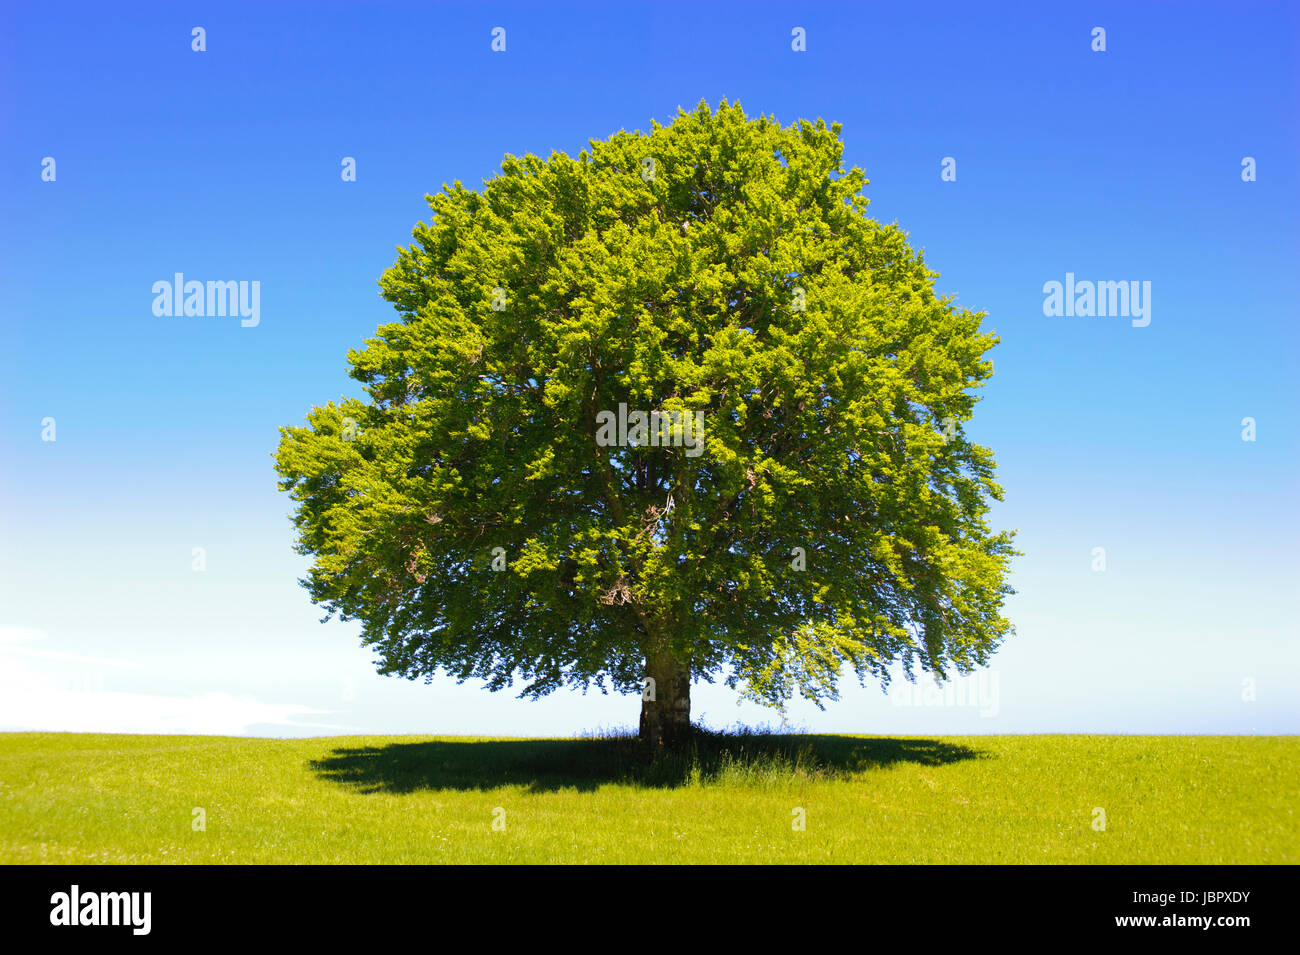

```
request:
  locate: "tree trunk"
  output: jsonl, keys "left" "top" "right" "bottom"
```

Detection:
{"left": 639, "top": 648, "right": 691, "bottom": 748}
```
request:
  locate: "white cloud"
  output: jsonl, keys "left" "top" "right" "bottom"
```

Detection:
{"left": 0, "top": 652, "right": 328, "bottom": 736}
{"left": 0, "top": 644, "right": 143, "bottom": 669}
{"left": 0, "top": 626, "right": 45, "bottom": 644}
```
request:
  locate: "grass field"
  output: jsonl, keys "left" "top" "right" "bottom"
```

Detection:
{"left": 0, "top": 731, "right": 1295, "bottom": 864}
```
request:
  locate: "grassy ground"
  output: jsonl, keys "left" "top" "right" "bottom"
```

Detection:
{"left": 0, "top": 731, "right": 1294, "bottom": 863}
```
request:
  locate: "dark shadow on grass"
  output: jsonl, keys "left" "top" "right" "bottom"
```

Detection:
{"left": 308, "top": 730, "right": 987, "bottom": 794}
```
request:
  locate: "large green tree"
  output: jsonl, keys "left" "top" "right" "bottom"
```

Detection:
{"left": 275, "top": 100, "right": 1016, "bottom": 747}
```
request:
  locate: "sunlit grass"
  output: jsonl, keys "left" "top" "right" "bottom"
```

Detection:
{"left": 1, "top": 731, "right": 1294, "bottom": 863}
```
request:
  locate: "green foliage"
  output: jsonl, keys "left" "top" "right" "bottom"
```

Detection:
{"left": 274, "top": 99, "right": 1017, "bottom": 709}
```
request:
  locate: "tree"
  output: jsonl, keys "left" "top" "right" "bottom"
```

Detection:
{"left": 274, "top": 100, "right": 1017, "bottom": 748}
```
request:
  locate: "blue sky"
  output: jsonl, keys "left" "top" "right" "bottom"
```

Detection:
{"left": 1, "top": 1, "right": 1296, "bottom": 736}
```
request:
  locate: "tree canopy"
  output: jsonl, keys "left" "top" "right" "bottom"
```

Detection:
{"left": 274, "top": 99, "right": 1017, "bottom": 745}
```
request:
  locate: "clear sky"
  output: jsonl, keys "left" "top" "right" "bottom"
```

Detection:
{"left": 2, "top": 1, "right": 1296, "bottom": 737}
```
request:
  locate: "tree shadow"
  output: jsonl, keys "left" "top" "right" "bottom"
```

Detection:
{"left": 308, "top": 732, "right": 987, "bottom": 794}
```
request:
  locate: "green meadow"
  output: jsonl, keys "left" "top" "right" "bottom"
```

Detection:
{"left": 1, "top": 732, "right": 1294, "bottom": 864}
